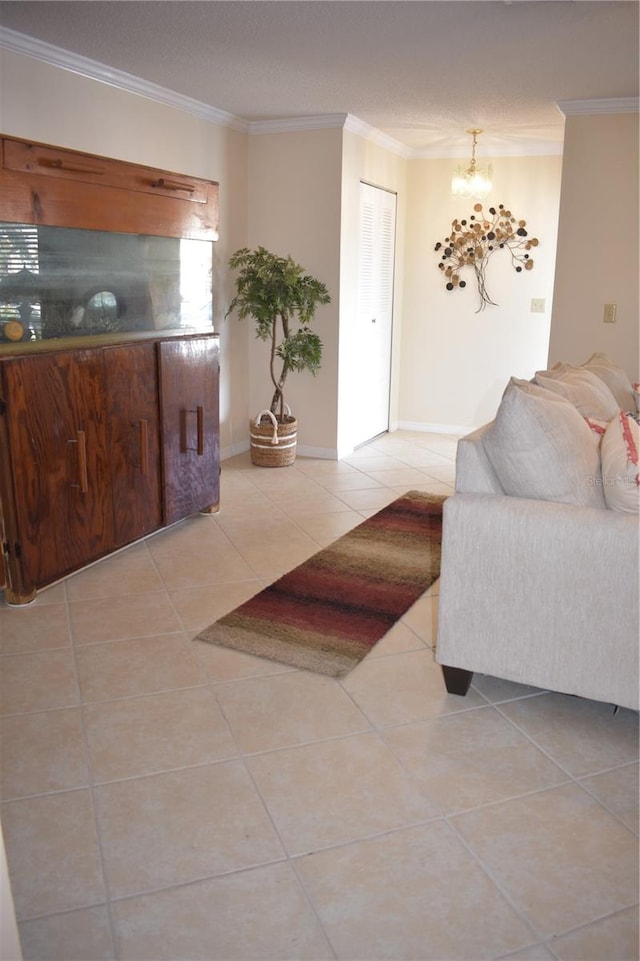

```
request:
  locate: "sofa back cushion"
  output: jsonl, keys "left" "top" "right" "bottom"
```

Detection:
{"left": 455, "top": 423, "right": 505, "bottom": 494}
{"left": 581, "top": 352, "right": 637, "bottom": 413}
{"left": 482, "top": 378, "right": 606, "bottom": 508}
{"left": 534, "top": 364, "right": 620, "bottom": 422}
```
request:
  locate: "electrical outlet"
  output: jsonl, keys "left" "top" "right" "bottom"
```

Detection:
{"left": 603, "top": 303, "right": 617, "bottom": 324}
{"left": 530, "top": 298, "right": 545, "bottom": 313}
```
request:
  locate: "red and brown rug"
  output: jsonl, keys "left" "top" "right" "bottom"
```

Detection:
{"left": 195, "top": 490, "right": 447, "bottom": 677}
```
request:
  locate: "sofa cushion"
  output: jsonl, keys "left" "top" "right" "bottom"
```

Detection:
{"left": 601, "top": 411, "right": 640, "bottom": 513}
{"left": 534, "top": 364, "right": 620, "bottom": 421}
{"left": 581, "top": 352, "right": 637, "bottom": 413}
{"left": 483, "top": 378, "right": 606, "bottom": 508}
{"left": 455, "top": 423, "right": 505, "bottom": 494}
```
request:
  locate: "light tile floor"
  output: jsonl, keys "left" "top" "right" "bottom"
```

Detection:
{"left": 1, "top": 430, "right": 638, "bottom": 961}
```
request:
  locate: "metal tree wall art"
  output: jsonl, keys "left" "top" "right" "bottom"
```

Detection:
{"left": 435, "top": 203, "right": 539, "bottom": 312}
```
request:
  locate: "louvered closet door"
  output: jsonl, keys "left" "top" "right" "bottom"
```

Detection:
{"left": 354, "top": 182, "right": 397, "bottom": 447}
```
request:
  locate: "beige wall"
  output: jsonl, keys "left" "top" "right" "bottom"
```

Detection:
{"left": 228, "top": 126, "right": 411, "bottom": 459}
{"left": 549, "top": 112, "right": 639, "bottom": 379}
{"left": 0, "top": 49, "right": 251, "bottom": 458}
{"left": 400, "top": 154, "right": 563, "bottom": 432}
{"left": 246, "top": 129, "right": 343, "bottom": 456}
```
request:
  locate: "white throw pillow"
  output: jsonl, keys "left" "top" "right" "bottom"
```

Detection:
{"left": 482, "top": 378, "right": 606, "bottom": 508}
{"left": 600, "top": 411, "right": 640, "bottom": 513}
{"left": 535, "top": 364, "right": 619, "bottom": 422}
{"left": 581, "top": 352, "right": 637, "bottom": 413}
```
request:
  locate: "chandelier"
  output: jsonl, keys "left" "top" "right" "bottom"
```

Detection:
{"left": 451, "top": 129, "right": 493, "bottom": 200}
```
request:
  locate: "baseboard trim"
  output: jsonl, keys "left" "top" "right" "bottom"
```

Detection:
{"left": 296, "top": 445, "right": 337, "bottom": 460}
{"left": 220, "top": 441, "right": 249, "bottom": 461}
{"left": 221, "top": 427, "right": 470, "bottom": 463}
{"left": 221, "top": 442, "right": 337, "bottom": 462}
{"left": 395, "top": 420, "right": 472, "bottom": 436}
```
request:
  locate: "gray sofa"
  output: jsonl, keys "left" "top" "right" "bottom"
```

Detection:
{"left": 436, "top": 354, "right": 639, "bottom": 711}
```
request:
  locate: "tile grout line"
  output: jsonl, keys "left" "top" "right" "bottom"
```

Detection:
{"left": 206, "top": 685, "right": 343, "bottom": 959}
{"left": 79, "top": 640, "right": 133, "bottom": 958}
{"left": 492, "top": 700, "right": 640, "bottom": 835}
{"left": 53, "top": 587, "right": 121, "bottom": 960}
{"left": 443, "top": 811, "right": 549, "bottom": 949}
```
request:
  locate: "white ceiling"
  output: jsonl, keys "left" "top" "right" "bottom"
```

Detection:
{"left": 0, "top": 1, "right": 638, "bottom": 156}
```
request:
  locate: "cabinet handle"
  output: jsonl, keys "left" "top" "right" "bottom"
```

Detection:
{"left": 196, "top": 405, "right": 204, "bottom": 456}
{"left": 68, "top": 430, "right": 89, "bottom": 494}
{"left": 44, "top": 158, "right": 105, "bottom": 175}
{"left": 183, "top": 407, "right": 205, "bottom": 455}
{"left": 32, "top": 191, "right": 43, "bottom": 220}
{"left": 150, "top": 177, "right": 195, "bottom": 193}
{"left": 139, "top": 419, "right": 149, "bottom": 475}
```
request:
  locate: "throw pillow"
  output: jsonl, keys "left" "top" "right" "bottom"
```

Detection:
{"left": 584, "top": 416, "right": 608, "bottom": 442}
{"left": 534, "top": 364, "right": 619, "bottom": 422}
{"left": 482, "top": 378, "right": 606, "bottom": 508}
{"left": 600, "top": 411, "right": 640, "bottom": 513}
{"left": 581, "top": 352, "right": 637, "bottom": 413}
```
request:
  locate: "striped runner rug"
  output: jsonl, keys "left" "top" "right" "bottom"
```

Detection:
{"left": 195, "top": 490, "right": 447, "bottom": 677}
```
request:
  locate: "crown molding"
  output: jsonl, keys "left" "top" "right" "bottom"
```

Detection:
{"left": 557, "top": 97, "right": 639, "bottom": 116}
{"left": 0, "top": 29, "right": 413, "bottom": 155}
{"left": 5, "top": 26, "right": 622, "bottom": 159}
{"left": 249, "top": 114, "right": 347, "bottom": 134}
{"left": 0, "top": 27, "right": 248, "bottom": 131}
{"left": 343, "top": 115, "right": 413, "bottom": 159}
{"left": 249, "top": 113, "right": 411, "bottom": 157}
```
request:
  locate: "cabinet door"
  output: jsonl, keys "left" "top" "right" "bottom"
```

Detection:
{"left": 158, "top": 336, "right": 220, "bottom": 525}
{"left": 104, "top": 342, "right": 162, "bottom": 548}
{"left": 0, "top": 350, "right": 113, "bottom": 587}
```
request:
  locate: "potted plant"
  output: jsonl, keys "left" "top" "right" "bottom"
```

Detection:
{"left": 226, "top": 246, "right": 331, "bottom": 466}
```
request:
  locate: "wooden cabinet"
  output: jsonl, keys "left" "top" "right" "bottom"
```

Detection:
{"left": 0, "top": 334, "right": 220, "bottom": 603}
{"left": 0, "top": 136, "right": 221, "bottom": 603}
{"left": 1, "top": 136, "right": 219, "bottom": 240}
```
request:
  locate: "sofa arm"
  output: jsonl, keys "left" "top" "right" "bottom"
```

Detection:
{"left": 436, "top": 493, "right": 639, "bottom": 709}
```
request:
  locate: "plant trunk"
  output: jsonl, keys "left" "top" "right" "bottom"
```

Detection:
{"left": 269, "top": 311, "right": 289, "bottom": 418}
{"left": 269, "top": 386, "right": 284, "bottom": 418}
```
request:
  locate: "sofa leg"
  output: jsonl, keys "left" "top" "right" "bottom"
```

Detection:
{"left": 442, "top": 665, "right": 473, "bottom": 696}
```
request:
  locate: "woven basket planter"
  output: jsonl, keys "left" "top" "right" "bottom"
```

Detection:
{"left": 250, "top": 408, "right": 298, "bottom": 467}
